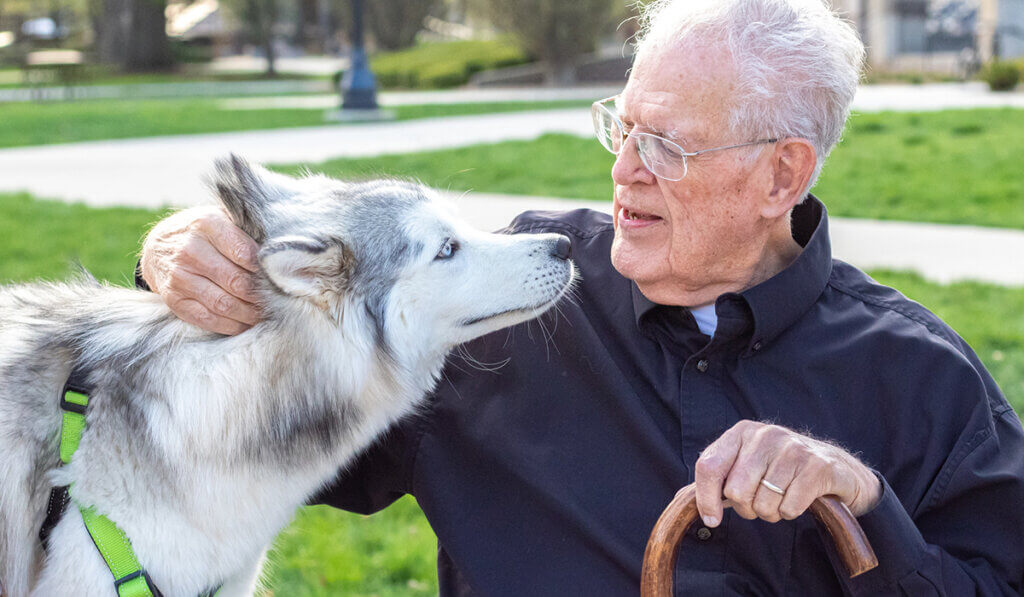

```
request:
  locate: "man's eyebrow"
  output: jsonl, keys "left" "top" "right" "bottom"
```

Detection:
{"left": 615, "top": 100, "right": 682, "bottom": 141}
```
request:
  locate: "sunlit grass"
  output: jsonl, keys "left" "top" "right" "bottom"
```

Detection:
{"left": 0, "top": 99, "right": 589, "bottom": 149}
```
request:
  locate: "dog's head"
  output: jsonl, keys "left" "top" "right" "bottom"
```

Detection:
{"left": 210, "top": 155, "right": 575, "bottom": 355}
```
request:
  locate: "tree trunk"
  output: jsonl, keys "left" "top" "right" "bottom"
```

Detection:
{"left": 97, "top": 0, "right": 130, "bottom": 64}
{"left": 97, "top": 0, "right": 173, "bottom": 71}
{"left": 123, "top": 0, "right": 173, "bottom": 71}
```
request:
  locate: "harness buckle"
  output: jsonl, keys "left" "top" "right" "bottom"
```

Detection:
{"left": 59, "top": 392, "right": 87, "bottom": 415}
{"left": 114, "top": 569, "right": 161, "bottom": 596}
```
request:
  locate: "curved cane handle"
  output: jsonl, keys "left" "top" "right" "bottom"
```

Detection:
{"left": 640, "top": 483, "right": 878, "bottom": 596}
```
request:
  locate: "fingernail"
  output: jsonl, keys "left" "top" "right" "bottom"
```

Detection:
{"left": 703, "top": 515, "right": 719, "bottom": 528}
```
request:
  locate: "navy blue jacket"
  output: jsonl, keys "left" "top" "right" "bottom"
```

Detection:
{"left": 314, "top": 197, "right": 1024, "bottom": 595}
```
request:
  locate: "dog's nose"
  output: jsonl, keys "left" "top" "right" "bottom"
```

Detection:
{"left": 550, "top": 235, "right": 572, "bottom": 260}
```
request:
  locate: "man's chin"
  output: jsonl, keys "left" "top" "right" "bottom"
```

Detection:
{"left": 610, "top": 239, "right": 659, "bottom": 283}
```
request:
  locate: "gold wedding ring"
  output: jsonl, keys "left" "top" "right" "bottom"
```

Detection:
{"left": 760, "top": 478, "right": 786, "bottom": 496}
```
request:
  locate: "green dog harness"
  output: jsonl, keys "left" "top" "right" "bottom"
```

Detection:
{"left": 40, "top": 374, "right": 220, "bottom": 597}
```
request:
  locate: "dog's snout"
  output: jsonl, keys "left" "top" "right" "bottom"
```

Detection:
{"left": 550, "top": 236, "right": 571, "bottom": 261}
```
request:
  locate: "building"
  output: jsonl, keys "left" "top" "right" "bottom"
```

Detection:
{"left": 832, "top": 0, "right": 1024, "bottom": 72}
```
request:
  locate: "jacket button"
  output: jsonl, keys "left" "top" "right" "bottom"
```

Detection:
{"left": 697, "top": 527, "right": 712, "bottom": 541}
{"left": 696, "top": 359, "right": 709, "bottom": 372}
{"left": 753, "top": 341, "right": 763, "bottom": 351}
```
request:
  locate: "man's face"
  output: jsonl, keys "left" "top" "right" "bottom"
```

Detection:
{"left": 610, "top": 42, "right": 774, "bottom": 306}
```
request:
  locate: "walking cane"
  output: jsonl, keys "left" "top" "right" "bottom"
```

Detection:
{"left": 641, "top": 483, "right": 878, "bottom": 596}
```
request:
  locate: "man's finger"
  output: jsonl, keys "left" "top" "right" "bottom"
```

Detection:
{"left": 694, "top": 423, "right": 748, "bottom": 527}
{"left": 751, "top": 452, "right": 799, "bottom": 523}
{"left": 195, "top": 210, "right": 260, "bottom": 273}
{"left": 176, "top": 270, "right": 260, "bottom": 327}
{"left": 168, "top": 296, "right": 252, "bottom": 336}
{"left": 778, "top": 462, "right": 826, "bottom": 520}
{"left": 180, "top": 236, "right": 261, "bottom": 304}
{"left": 721, "top": 435, "right": 774, "bottom": 521}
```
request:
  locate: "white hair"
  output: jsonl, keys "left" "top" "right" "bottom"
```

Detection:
{"left": 634, "top": 0, "right": 865, "bottom": 191}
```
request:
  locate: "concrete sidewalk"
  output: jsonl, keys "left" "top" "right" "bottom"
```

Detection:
{"left": 0, "top": 109, "right": 594, "bottom": 208}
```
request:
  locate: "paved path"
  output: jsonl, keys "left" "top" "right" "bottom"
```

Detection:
{"left": 0, "top": 109, "right": 593, "bottom": 208}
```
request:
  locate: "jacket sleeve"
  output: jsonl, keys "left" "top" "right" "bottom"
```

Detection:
{"left": 308, "top": 412, "right": 426, "bottom": 514}
{"left": 837, "top": 393, "right": 1024, "bottom": 595}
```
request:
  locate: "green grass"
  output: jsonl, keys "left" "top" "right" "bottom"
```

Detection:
{"left": 284, "top": 107, "right": 1024, "bottom": 229}
{"left": 265, "top": 497, "right": 437, "bottom": 596}
{"left": 817, "top": 109, "right": 1024, "bottom": 228}
{"left": 274, "top": 133, "right": 617, "bottom": 200}
{"left": 0, "top": 191, "right": 1020, "bottom": 592}
{"left": 0, "top": 99, "right": 589, "bottom": 149}
{"left": 0, "top": 192, "right": 168, "bottom": 285}
{"left": 0, "top": 66, "right": 326, "bottom": 89}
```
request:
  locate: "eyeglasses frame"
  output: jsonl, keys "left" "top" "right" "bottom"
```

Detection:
{"left": 591, "top": 95, "right": 780, "bottom": 181}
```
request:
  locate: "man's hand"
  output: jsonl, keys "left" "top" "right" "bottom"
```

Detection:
{"left": 140, "top": 206, "right": 262, "bottom": 335}
{"left": 694, "top": 420, "right": 881, "bottom": 527}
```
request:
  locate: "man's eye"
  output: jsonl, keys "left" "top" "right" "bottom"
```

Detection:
{"left": 435, "top": 238, "right": 459, "bottom": 260}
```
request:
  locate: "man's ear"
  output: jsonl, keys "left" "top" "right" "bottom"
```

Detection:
{"left": 210, "top": 154, "right": 301, "bottom": 243}
{"left": 259, "top": 236, "right": 354, "bottom": 299}
{"left": 764, "top": 138, "right": 817, "bottom": 218}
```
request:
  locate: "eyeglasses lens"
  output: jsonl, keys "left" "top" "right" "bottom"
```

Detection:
{"left": 592, "top": 102, "right": 686, "bottom": 181}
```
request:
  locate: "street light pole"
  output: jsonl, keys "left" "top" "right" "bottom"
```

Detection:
{"left": 341, "top": 0, "right": 378, "bottom": 110}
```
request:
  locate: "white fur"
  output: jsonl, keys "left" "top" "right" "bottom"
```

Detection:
{"left": 0, "top": 160, "right": 576, "bottom": 596}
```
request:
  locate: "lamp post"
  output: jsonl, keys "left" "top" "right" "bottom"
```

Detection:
{"left": 341, "top": 0, "right": 378, "bottom": 110}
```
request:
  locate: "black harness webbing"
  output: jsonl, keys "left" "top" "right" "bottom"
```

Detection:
{"left": 38, "top": 368, "right": 90, "bottom": 550}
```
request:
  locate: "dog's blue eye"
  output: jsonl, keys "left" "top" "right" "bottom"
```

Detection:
{"left": 435, "top": 238, "right": 458, "bottom": 260}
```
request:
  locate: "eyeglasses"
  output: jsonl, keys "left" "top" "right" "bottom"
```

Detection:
{"left": 591, "top": 95, "right": 779, "bottom": 181}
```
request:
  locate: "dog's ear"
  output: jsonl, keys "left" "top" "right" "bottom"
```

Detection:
{"left": 259, "top": 236, "right": 354, "bottom": 300}
{"left": 210, "top": 154, "right": 298, "bottom": 243}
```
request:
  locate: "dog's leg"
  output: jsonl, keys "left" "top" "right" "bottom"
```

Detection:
{"left": 0, "top": 445, "right": 47, "bottom": 597}
{"left": 213, "top": 550, "right": 267, "bottom": 597}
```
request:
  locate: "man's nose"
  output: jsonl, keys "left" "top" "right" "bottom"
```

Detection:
{"left": 610, "top": 134, "right": 656, "bottom": 186}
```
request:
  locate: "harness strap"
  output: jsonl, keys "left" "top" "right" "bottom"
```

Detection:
{"left": 79, "top": 505, "right": 161, "bottom": 597}
{"left": 40, "top": 374, "right": 220, "bottom": 597}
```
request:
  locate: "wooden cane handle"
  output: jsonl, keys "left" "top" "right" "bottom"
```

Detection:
{"left": 640, "top": 483, "right": 878, "bottom": 596}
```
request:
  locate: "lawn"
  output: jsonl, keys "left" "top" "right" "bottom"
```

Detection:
{"left": 0, "top": 99, "right": 589, "bottom": 149}
{"left": 0, "top": 191, "right": 1021, "bottom": 594}
{"left": 0, "top": 66, "right": 326, "bottom": 89}
{"left": 281, "top": 108, "right": 1024, "bottom": 230}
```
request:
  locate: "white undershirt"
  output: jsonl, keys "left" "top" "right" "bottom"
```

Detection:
{"left": 688, "top": 304, "right": 719, "bottom": 338}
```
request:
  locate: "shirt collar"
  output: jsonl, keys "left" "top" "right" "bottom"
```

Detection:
{"left": 631, "top": 195, "right": 832, "bottom": 352}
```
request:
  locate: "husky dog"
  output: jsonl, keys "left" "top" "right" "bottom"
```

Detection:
{"left": 0, "top": 156, "right": 575, "bottom": 596}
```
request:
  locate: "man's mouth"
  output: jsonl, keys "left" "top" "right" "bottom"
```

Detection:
{"left": 618, "top": 206, "right": 663, "bottom": 229}
{"left": 622, "top": 208, "right": 661, "bottom": 221}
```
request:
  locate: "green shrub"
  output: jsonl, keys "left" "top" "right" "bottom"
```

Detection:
{"left": 369, "top": 39, "right": 531, "bottom": 90}
{"left": 981, "top": 60, "right": 1021, "bottom": 91}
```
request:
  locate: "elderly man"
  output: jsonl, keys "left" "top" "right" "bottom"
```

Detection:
{"left": 138, "top": 0, "right": 1024, "bottom": 593}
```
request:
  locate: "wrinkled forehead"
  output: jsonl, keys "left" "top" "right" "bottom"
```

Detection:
{"left": 621, "top": 40, "right": 736, "bottom": 142}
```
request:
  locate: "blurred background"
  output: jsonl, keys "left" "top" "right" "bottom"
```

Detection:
{"left": 0, "top": 0, "right": 1022, "bottom": 595}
